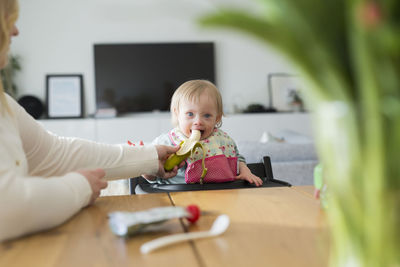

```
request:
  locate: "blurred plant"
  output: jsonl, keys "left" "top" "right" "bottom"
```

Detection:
{"left": 200, "top": 0, "right": 400, "bottom": 266}
{"left": 0, "top": 54, "right": 21, "bottom": 98}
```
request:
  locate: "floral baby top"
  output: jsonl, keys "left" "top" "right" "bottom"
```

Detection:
{"left": 150, "top": 128, "right": 245, "bottom": 184}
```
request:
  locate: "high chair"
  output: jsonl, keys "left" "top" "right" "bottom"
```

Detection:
{"left": 129, "top": 156, "right": 291, "bottom": 194}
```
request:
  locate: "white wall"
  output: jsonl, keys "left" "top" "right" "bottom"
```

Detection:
{"left": 11, "top": 0, "right": 294, "bottom": 116}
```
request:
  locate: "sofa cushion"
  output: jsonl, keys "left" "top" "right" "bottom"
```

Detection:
{"left": 236, "top": 139, "right": 319, "bottom": 186}
{"left": 272, "top": 160, "right": 318, "bottom": 185}
{"left": 237, "top": 141, "right": 318, "bottom": 163}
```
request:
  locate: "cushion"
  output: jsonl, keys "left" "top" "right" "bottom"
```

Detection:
{"left": 237, "top": 141, "right": 318, "bottom": 163}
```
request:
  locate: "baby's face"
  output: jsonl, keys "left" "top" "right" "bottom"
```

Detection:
{"left": 176, "top": 92, "right": 221, "bottom": 140}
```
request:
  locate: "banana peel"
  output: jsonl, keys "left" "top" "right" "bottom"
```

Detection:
{"left": 164, "top": 130, "right": 208, "bottom": 183}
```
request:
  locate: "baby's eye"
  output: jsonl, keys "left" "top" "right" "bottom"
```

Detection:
{"left": 204, "top": 114, "right": 212, "bottom": 119}
{"left": 186, "top": 112, "right": 194, "bottom": 117}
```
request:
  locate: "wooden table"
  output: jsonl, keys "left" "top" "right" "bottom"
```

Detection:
{"left": 0, "top": 186, "right": 329, "bottom": 267}
{"left": 292, "top": 185, "right": 316, "bottom": 198}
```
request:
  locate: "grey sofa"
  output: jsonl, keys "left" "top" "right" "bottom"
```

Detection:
{"left": 236, "top": 131, "right": 318, "bottom": 186}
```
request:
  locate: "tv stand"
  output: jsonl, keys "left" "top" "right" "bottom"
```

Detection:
{"left": 39, "top": 112, "right": 313, "bottom": 144}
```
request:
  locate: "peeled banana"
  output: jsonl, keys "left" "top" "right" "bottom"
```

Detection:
{"left": 164, "top": 130, "right": 208, "bottom": 182}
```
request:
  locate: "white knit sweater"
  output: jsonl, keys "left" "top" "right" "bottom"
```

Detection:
{"left": 0, "top": 94, "right": 158, "bottom": 241}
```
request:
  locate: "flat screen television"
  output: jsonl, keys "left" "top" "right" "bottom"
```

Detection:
{"left": 94, "top": 42, "right": 215, "bottom": 115}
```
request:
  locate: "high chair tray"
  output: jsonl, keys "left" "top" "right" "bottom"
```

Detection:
{"left": 136, "top": 179, "right": 290, "bottom": 194}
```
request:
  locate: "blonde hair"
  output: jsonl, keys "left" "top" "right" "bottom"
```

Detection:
{"left": 0, "top": 0, "right": 19, "bottom": 114}
{"left": 170, "top": 80, "right": 224, "bottom": 127}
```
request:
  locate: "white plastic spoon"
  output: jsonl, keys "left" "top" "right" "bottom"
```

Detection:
{"left": 140, "top": 214, "right": 230, "bottom": 254}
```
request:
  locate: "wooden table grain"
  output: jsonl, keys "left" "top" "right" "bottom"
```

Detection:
{"left": 0, "top": 193, "right": 200, "bottom": 267}
{"left": 0, "top": 186, "right": 329, "bottom": 267}
{"left": 292, "top": 185, "right": 316, "bottom": 199}
{"left": 170, "top": 187, "right": 329, "bottom": 267}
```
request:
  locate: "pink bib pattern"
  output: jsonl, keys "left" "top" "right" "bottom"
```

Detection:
{"left": 168, "top": 128, "right": 238, "bottom": 184}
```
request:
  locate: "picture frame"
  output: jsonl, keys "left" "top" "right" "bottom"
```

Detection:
{"left": 46, "top": 74, "right": 84, "bottom": 118}
{"left": 267, "top": 73, "right": 305, "bottom": 112}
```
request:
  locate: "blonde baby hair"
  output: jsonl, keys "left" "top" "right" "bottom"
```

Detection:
{"left": 170, "top": 79, "right": 224, "bottom": 127}
{"left": 0, "top": 0, "right": 19, "bottom": 114}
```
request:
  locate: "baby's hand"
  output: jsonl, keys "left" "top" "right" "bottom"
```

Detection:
{"left": 236, "top": 163, "right": 263, "bottom": 186}
{"left": 236, "top": 172, "right": 263, "bottom": 186}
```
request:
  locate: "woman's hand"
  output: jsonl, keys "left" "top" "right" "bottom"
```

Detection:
{"left": 154, "top": 145, "right": 185, "bottom": 179}
{"left": 77, "top": 168, "right": 107, "bottom": 204}
{"left": 236, "top": 162, "right": 264, "bottom": 186}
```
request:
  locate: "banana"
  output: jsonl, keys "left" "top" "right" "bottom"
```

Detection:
{"left": 164, "top": 130, "right": 208, "bottom": 183}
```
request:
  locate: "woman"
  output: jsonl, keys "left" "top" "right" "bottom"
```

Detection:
{"left": 0, "top": 0, "right": 180, "bottom": 241}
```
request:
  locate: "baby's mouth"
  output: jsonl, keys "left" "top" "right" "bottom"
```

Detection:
{"left": 190, "top": 129, "right": 205, "bottom": 136}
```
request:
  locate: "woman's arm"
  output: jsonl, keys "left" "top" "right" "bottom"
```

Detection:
{"left": 0, "top": 95, "right": 158, "bottom": 241}
{"left": 0, "top": 96, "right": 96, "bottom": 241}
{"left": 0, "top": 164, "right": 93, "bottom": 241}
{"left": 142, "top": 133, "right": 173, "bottom": 181}
{"left": 10, "top": 98, "right": 159, "bottom": 179}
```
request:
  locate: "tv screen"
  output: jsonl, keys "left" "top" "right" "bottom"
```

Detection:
{"left": 94, "top": 42, "right": 215, "bottom": 115}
